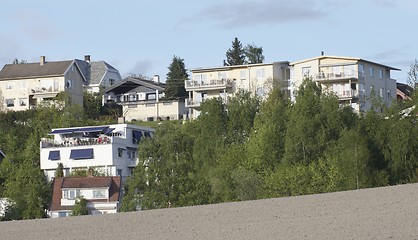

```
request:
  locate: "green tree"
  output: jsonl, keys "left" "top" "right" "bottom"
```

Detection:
{"left": 244, "top": 43, "right": 264, "bottom": 64}
{"left": 165, "top": 56, "right": 189, "bottom": 99}
{"left": 55, "top": 163, "right": 64, "bottom": 178}
{"left": 71, "top": 197, "right": 88, "bottom": 216}
{"left": 83, "top": 91, "right": 102, "bottom": 120}
{"left": 225, "top": 37, "right": 245, "bottom": 66}
{"left": 407, "top": 59, "right": 418, "bottom": 89}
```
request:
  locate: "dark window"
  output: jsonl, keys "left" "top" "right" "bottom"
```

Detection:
{"left": 132, "top": 130, "right": 143, "bottom": 144}
{"left": 70, "top": 149, "right": 94, "bottom": 160}
{"left": 48, "top": 150, "right": 60, "bottom": 160}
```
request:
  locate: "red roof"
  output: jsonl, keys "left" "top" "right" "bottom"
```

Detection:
{"left": 50, "top": 176, "right": 121, "bottom": 211}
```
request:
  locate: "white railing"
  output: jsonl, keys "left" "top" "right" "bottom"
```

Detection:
{"left": 185, "top": 79, "right": 233, "bottom": 89}
{"left": 315, "top": 71, "right": 365, "bottom": 81}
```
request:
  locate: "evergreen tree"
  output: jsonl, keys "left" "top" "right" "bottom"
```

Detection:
{"left": 55, "top": 163, "right": 64, "bottom": 178}
{"left": 225, "top": 37, "right": 245, "bottom": 66}
{"left": 165, "top": 56, "right": 189, "bottom": 99}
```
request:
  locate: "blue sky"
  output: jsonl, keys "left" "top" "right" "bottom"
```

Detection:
{"left": 0, "top": 0, "right": 417, "bottom": 83}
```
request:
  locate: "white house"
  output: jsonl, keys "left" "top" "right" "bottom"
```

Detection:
{"left": 40, "top": 123, "right": 154, "bottom": 182}
{"left": 48, "top": 176, "right": 121, "bottom": 218}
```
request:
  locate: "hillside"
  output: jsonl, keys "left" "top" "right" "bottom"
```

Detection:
{"left": 0, "top": 183, "right": 417, "bottom": 240}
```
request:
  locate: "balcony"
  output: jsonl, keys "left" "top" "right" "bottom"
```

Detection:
{"left": 185, "top": 79, "right": 233, "bottom": 91}
{"left": 315, "top": 72, "right": 365, "bottom": 82}
{"left": 29, "top": 86, "right": 62, "bottom": 99}
{"left": 333, "top": 90, "right": 365, "bottom": 101}
{"left": 41, "top": 136, "right": 116, "bottom": 149}
{"left": 185, "top": 99, "right": 202, "bottom": 108}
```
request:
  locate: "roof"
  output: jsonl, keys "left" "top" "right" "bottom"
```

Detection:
{"left": 50, "top": 176, "right": 121, "bottom": 211}
{"left": 289, "top": 55, "right": 401, "bottom": 71}
{"left": 0, "top": 61, "right": 74, "bottom": 80}
{"left": 397, "top": 82, "right": 414, "bottom": 99}
{"left": 104, "top": 77, "right": 166, "bottom": 95}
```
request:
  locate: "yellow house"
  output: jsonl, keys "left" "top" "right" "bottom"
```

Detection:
{"left": 186, "top": 62, "right": 290, "bottom": 119}
{"left": 290, "top": 55, "right": 400, "bottom": 112}
{"left": 0, "top": 56, "right": 85, "bottom": 111}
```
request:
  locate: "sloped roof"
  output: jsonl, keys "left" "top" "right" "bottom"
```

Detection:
{"left": 104, "top": 77, "right": 166, "bottom": 95}
{"left": 50, "top": 176, "right": 121, "bottom": 211}
{"left": 397, "top": 82, "right": 414, "bottom": 99}
{"left": 0, "top": 61, "right": 73, "bottom": 80}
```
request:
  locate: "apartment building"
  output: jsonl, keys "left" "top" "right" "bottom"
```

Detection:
{"left": 186, "top": 62, "right": 290, "bottom": 118}
{"left": 40, "top": 123, "right": 154, "bottom": 182}
{"left": 290, "top": 55, "right": 399, "bottom": 112}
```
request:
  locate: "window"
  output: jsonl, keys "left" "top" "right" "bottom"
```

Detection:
{"left": 256, "top": 68, "right": 265, "bottom": 78}
{"left": 147, "top": 93, "right": 156, "bottom": 100}
{"left": 63, "top": 189, "right": 80, "bottom": 200}
{"left": 109, "top": 79, "right": 115, "bottom": 86}
{"left": 70, "top": 149, "right": 94, "bottom": 160}
{"left": 302, "top": 67, "right": 311, "bottom": 77}
{"left": 240, "top": 70, "right": 247, "bottom": 80}
{"left": 379, "top": 69, "right": 383, "bottom": 79}
{"left": 387, "top": 89, "right": 391, "bottom": 99}
{"left": 128, "top": 104, "right": 137, "bottom": 108}
{"left": 19, "top": 98, "right": 27, "bottom": 106}
{"left": 6, "top": 99, "right": 14, "bottom": 107}
{"left": 66, "top": 79, "right": 73, "bottom": 88}
{"left": 369, "top": 67, "right": 374, "bottom": 77}
{"left": 93, "top": 189, "right": 106, "bottom": 198}
{"left": 6, "top": 82, "right": 14, "bottom": 90}
{"left": 379, "top": 88, "right": 384, "bottom": 98}
{"left": 116, "top": 169, "right": 122, "bottom": 176}
{"left": 145, "top": 103, "right": 155, "bottom": 107}
{"left": 358, "top": 64, "right": 365, "bottom": 73}
{"left": 118, "top": 148, "right": 124, "bottom": 157}
{"left": 218, "top": 72, "right": 227, "bottom": 80}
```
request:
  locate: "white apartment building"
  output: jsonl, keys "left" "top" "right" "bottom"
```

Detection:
{"left": 186, "top": 62, "right": 290, "bottom": 119}
{"left": 40, "top": 123, "right": 154, "bottom": 182}
{"left": 290, "top": 55, "right": 399, "bottom": 112}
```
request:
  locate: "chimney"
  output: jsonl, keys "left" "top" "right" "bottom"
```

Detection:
{"left": 40, "top": 56, "right": 46, "bottom": 66}
{"left": 84, "top": 55, "right": 91, "bottom": 62}
{"left": 153, "top": 74, "right": 160, "bottom": 83}
{"left": 321, "top": 51, "right": 324, "bottom": 56}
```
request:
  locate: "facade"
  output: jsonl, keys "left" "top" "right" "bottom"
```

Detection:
{"left": 186, "top": 62, "right": 290, "bottom": 118}
{"left": 77, "top": 55, "right": 122, "bottom": 93}
{"left": 40, "top": 123, "right": 154, "bottom": 182}
{"left": 0, "top": 56, "right": 85, "bottom": 111}
{"left": 48, "top": 176, "right": 121, "bottom": 218}
{"left": 104, "top": 76, "right": 187, "bottom": 122}
{"left": 290, "top": 55, "right": 399, "bottom": 112}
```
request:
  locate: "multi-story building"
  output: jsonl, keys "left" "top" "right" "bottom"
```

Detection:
{"left": 48, "top": 176, "right": 121, "bottom": 218}
{"left": 0, "top": 56, "right": 85, "bottom": 110}
{"left": 186, "top": 62, "right": 290, "bottom": 118}
{"left": 40, "top": 123, "right": 154, "bottom": 182}
{"left": 290, "top": 55, "right": 399, "bottom": 112}
{"left": 104, "top": 76, "right": 186, "bottom": 122}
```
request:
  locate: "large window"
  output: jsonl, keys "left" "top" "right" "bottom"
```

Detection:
{"left": 92, "top": 189, "right": 106, "bottom": 198}
{"left": 256, "top": 68, "right": 265, "bottom": 78}
{"left": 369, "top": 67, "right": 374, "bottom": 77}
{"left": 19, "top": 98, "right": 27, "bottom": 106}
{"left": 302, "top": 67, "right": 311, "bottom": 77}
{"left": 118, "top": 148, "right": 124, "bottom": 157}
{"left": 379, "top": 69, "right": 383, "bottom": 79}
{"left": 63, "top": 189, "right": 81, "bottom": 200}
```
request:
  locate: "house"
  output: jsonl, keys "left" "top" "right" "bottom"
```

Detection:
{"left": 396, "top": 82, "right": 414, "bottom": 101}
{"left": 76, "top": 55, "right": 122, "bottom": 93}
{"left": 0, "top": 56, "right": 85, "bottom": 111}
{"left": 48, "top": 176, "right": 121, "bottom": 218}
{"left": 103, "top": 76, "right": 187, "bottom": 122}
{"left": 186, "top": 62, "right": 291, "bottom": 119}
{"left": 40, "top": 123, "right": 154, "bottom": 182}
{"left": 290, "top": 55, "right": 400, "bottom": 112}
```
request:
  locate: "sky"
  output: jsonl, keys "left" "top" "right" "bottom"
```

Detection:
{"left": 0, "top": 0, "right": 417, "bottom": 83}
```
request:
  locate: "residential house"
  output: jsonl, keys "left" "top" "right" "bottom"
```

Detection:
{"left": 396, "top": 82, "right": 414, "bottom": 101}
{"left": 76, "top": 55, "right": 122, "bottom": 93}
{"left": 104, "top": 76, "right": 187, "bottom": 122}
{"left": 48, "top": 176, "right": 121, "bottom": 218}
{"left": 0, "top": 56, "right": 85, "bottom": 111}
{"left": 290, "top": 55, "right": 399, "bottom": 112}
{"left": 40, "top": 123, "right": 154, "bottom": 182}
{"left": 186, "top": 62, "right": 291, "bottom": 119}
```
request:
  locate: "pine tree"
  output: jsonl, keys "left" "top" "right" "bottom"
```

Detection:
{"left": 165, "top": 56, "right": 189, "bottom": 99}
{"left": 225, "top": 37, "right": 245, "bottom": 66}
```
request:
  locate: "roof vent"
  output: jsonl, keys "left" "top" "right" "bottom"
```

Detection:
{"left": 153, "top": 75, "right": 160, "bottom": 83}
{"left": 84, "top": 55, "right": 91, "bottom": 62}
{"left": 40, "top": 56, "right": 46, "bottom": 66}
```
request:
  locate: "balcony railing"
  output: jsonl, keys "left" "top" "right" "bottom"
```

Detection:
{"left": 185, "top": 79, "right": 233, "bottom": 90}
{"left": 29, "top": 86, "right": 62, "bottom": 95}
{"left": 41, "top": 136, "right": 115, "bottom": 148}
{"left": 332, "top": 90, "right": 365, "bottom": 100}
{"left": 185, "top": 99, "right": 202, "bottom": 108}
{"left": 315, "top": 72, "right": 365, "bottom": 82}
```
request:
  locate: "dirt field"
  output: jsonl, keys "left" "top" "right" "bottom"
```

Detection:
{"left": 1, "top": 183, "right": 417, "bottom": 240}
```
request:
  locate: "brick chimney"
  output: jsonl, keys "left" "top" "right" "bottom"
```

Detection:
{"left": 40, "top": 56, "right": 46, "bottom": 66}
{"left": 84, "top": 55, "right": 91, "bottom": 62}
